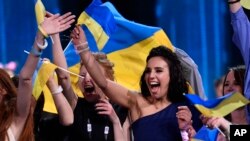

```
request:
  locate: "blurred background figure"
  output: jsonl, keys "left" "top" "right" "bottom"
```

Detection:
{"left": 0, "top": 61, "right": 17, "bottom": 77}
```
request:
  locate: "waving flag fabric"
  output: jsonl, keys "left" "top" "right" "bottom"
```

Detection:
{"left": 64, "top": 0, "right": 173, "bottom": 96}
{"left": 32, "top": 61, "right": 57, "bottom": 99}
{"left": 185, "top": 92, "right": 250, "bottom": 117}
{"left": 191, "top": 125, "right": 219, "bottom": 141}
{"left": 35, "top": 0, "right": 46, "bottom": 25}
{"left": 77, "top": 0, "right": 116, "bottom": 51}
{"left": 32, "top": 60, "right": 58, "bottom": 113}
{"left": 241, "top": 0, "right": 250, "bottom": 10}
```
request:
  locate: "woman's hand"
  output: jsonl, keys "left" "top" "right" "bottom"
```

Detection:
{"left": 40, "top": 12, "right": 75, "bottom": 35}
{"left": 95, "top": 99, "right": 120, "bottom": 124}
{"left": 70, "top": 25, "right": 87, "bottom": 45}
{"left": 176, "top": 106, "right": 192, "bottom": 130}
{"left": 200, "top": 115, "right": 231, "bottom": 131}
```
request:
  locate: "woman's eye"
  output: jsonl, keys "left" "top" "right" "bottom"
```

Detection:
{"left": 156, "top": 70, "right": 163, "bottom": 73}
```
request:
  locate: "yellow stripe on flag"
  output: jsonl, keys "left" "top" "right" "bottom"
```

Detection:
{"left": 241, "top": 0, "right": 250, "bottom": 10}
{"left": 32, "top": 62, "right": 57, "bottom": 100}
{"left": 77, "top": 12, "right": 109, "bottom": 51}
{"left": 43, "top": 86, "right": 57, "bottom": 113}
{"left": 195, "top": 92, "right": 250, "bottom": 117}
{"left": 68, "top": 63, "right": 83, "bottom": 97}
{"left": 35, "top": 0, "right": 46, "bottom": 25}
{"left": 108, "top": 30, "right": 173, "bottom": 91}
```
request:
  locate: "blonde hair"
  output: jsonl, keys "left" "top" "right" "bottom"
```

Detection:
{"left": 81, "top": 52, "right": 115, "bottom": 81}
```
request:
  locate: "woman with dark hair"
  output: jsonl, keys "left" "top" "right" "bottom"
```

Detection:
{"left": 140, "top": 46, "right": 189, "bottom": 103}
{"left": 223, "top": 66, "right": 245, "bottom": 96}
{"left": 0, "top": 12, "right": 75, "bottom": 141}
{"left": 201, "top": 65, "right": 247, "bottom": 141}
{"left": 222, "top": 66, "right": 248, "bottom": 124}
{"left": 70, "top": 26, "right": 203, "bottom": 141}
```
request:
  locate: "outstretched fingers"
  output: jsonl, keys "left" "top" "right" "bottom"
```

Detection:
{"left": 40, "top": 11, "right": 75, "bottom": 35}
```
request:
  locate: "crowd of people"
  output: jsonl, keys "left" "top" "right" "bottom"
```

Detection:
{"left": 0, "top": 0, "right": 249, "bottom": 141}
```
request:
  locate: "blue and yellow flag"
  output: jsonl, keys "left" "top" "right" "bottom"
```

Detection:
{"left": 191, "top": 125, "right": 219, "bottom": 141}
{"left": 185, "top": 92, "right": 250, "bottom": 117}
{"left": 64, "top": 0, "right": 173, "bottom": 96}
{"left": 35, "top": 0, "right": 46, "bottom": 25}
{"left": 32, "top": 60, "right": 58, "bottom": 113}
{"left": 77, "top": 0, "right": 116, "bottom": 51}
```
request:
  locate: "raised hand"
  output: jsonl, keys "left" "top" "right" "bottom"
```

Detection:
{"left": 70, "top": 25, "right": 87, "bottom": 45}
{"left": 40, "top": 12, "right": 75, "bottom": 35}
{"left": 95, "top": 99, "right": 120, "bottom": 123}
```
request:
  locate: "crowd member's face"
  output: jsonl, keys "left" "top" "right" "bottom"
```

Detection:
{"left": 144, "top": 56, "right": 170, "bottom": 100}
{"left": 223, "top": 70, "right": 242, "bottom": 95}
{"left": 78, "top": 64, "right": 106, "bottom": 103}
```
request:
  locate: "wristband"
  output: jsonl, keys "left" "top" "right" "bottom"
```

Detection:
{"left": 77, "top": 46, "right": 90, "bottom": 54}
{"left": 180, "top": 130, "right": 189, "bottom": 141}
{"left": 30, "top": 47, "right": 42, "bottom": 57}
{"left": 228, "top": 0, "right": 240, "bottom": 4}
{"left": 51, "top": 85, "right": 63, "bottom": 95}
{"left": 36, "top": 38, "right": 48, "bottom": 50}
{"left": 74, "top": 42, "right": 88, "bottom": 48}
{"left": 38, "top": 25, "right": 49, "bottom": 38}
{"left": 74, "top": 42, "right": 89, "bottom": 54}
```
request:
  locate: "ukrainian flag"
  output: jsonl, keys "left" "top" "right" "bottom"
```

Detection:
{"left": 32, "top": 0, "right": 60, "bottom": 113}
{"left": 185, "top": 92, "right": 250, "bottom": 117}
{"left": 35, "top": 0, "right": 46, "bottom": 25}
{"left": 64, "top": 0, "right": 173, "bottom": 96}
{"left": 32, "top": 60, "right": 58, "bottom": 113}
{"left": 191, "top": 125, "right": 219, "bottom": 141}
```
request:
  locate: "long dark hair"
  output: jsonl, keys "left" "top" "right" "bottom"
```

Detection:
{"left": 223, "top": 65, "right": 246, "bottom": 122}
{"left": 140, "top": 46, "right": 188, "bottom": 102}
{"left": 222, "top": 65, "right": 245, "bottom": 95}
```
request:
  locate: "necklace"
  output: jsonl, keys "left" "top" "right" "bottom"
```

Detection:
{"left": 87, "top": 118, "right": 110, "bottom": 140}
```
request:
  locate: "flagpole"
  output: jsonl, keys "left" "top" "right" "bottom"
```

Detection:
{"left": 24, "top": 50, "right": 84, "bottom": 79}
{"left": 215, "top": 126, "right": 226, "bottom": 137}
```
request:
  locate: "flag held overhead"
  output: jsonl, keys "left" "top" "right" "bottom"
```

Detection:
{"left": 65, "top": 1, "right": 173, "bottom": 94}
{"left": 77, "top": 0, "right": 116, "bottom": 51}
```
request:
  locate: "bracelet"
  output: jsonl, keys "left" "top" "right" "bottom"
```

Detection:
{"left": 36, "top": 38, "right": 48, "bottom": 50}
{"left": 180, "top": 130, "right": 189, "bottom": 141}
{"left": 75, "top": 42, "right": 88, "bottom": 48}
{"left": 30, "top": 47, "right": 42, "bottom": 57}
{"left": 38, "top": 25, "right": 49, "bottom": 38}
{"left": 74, "top": 42, "right": 89, "bottom": 54}
{"left": 51, "top": 85, "right": 63, "bottom": 95}
{"left": 77, "top": 46, "right": 90, "bottom": 54}
{"left": 228, "top": 0, "right": 240, "bottom": 4}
